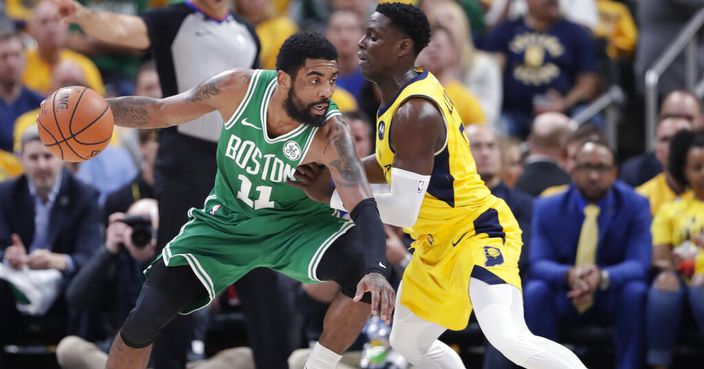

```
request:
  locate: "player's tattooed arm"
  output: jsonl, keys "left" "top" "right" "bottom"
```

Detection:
{"left": 107, "top": 69, "right": 245, "bottom": 128}
{"left": 325, "top": 126, "right": 367, "bottom": 188}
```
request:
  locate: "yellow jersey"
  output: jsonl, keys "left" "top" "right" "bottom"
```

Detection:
{"left": 22, "top": 48, "right": 106, "bottom": 96}
{"left": 375, "top": 68, "right": 521, "bottom": 330}
{"left": 652, "top": 197, "right": 704, "bottom": 277}
{"left": 636, "top": 173, "right": 693, "bottom": 215}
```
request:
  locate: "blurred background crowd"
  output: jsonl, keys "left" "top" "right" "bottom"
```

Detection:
{"left": 0, "top": 0, "right": 703, "bottom": 368}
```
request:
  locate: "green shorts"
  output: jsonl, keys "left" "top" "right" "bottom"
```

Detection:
{"left": 148, "top": 195, "right": 354, "bottom": 313}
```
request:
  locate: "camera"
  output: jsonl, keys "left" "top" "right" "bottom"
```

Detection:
{"left": 119, "top": 215, "right": 154, "bottom": 248}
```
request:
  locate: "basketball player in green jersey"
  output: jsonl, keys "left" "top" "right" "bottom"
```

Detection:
{"left": 96, "top": 32, "right": 394, "bottom": 369}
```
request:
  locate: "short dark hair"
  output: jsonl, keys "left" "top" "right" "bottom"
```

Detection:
{"left": 566, "top": 124, "right": 607, "bottom": 147}
{"left": 669, "top": 130, "right": 704, "bottom": 187}
{"left": 376, "top": 2, "right": 430, "bottom": 56}
{"left": 276, "top": 32, "right": 338, "bottom": 77}
{"left": 574, "top": 139, "right": 615, "bottom": 163}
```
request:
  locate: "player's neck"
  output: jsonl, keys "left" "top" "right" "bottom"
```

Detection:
{"left": 267, "top": 89, "right": 304, "bottom": 136}
{"left": 377, "top": 68, "right": 418, "bottom": 108}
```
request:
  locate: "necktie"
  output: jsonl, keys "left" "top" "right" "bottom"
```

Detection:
{"left": 574, "top": 204, "right": 600, "bottom": 313}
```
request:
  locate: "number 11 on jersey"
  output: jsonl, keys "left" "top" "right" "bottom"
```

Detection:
{"left": 236, "top": 174, "right": 275, "bottom": 209}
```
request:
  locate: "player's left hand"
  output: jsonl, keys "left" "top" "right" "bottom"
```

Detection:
{"left": 354, "top": 272, "right": 395, "bottom": 324}
{"left": 288, "top": 163, "right": 334, "bottom": 203}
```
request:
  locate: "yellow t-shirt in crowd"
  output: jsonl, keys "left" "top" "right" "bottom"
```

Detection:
{"left": 331, "top": 88, "right": 358, "bottom": 113}
{"left": 444, "top": 80, "right": 486, "bottom": 126}
{"left": 636, "top": 173, "right": 693, "bottom": 216}
{"left": 595, "top": 0, "right": 638, "bottom": 59}
{"left": 255, "top": 16, "right": 298, "bottom": 70}
{"left": 652, "top": 197, "right": 704, "bottom": 276}
{"left": 0, "top": 150, "right": 23, "bottom": 180}
{"left": 22, "top": 48, "right": 106, "bottom": 96}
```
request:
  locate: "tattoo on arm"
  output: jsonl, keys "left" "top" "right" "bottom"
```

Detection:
{"left": 328, "top": 132, "right": 366, "bottom": 187}
{"left": 108, "top": 97, "right": 155, "bottom": 128}
{"left": 188, "top": 80, "right": 222, "bottom": 102}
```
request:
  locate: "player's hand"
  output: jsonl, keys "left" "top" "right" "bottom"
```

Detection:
{"left": 4, "top": 234, "right": 28, "bottom": 270}
{"left": 50, "top": 0, "right": 88, "bottom": 23}
{"left": 288, "top": 163, "right": 334, "bottom": 204}
{"left": 353, "top": 272, "right": 395, "bottom": 324}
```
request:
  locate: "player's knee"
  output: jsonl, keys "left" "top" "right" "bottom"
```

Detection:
{"left": 121, "top": 284, "right": 182, "bottom": 348}
{"left": 487, "top": 331, "right": 538, "bottom": 365}
{"left": 389, "top": 328, "right": 423, "bottom": 363}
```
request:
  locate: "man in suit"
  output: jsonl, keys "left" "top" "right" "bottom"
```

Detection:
{"left": 620, "top": 90, "right": 702, "bottom": 187}
{"left": 515, "top": 112, "right": 572, "bottom": 197}
{"left": 0, "top": 126, "right": 102, "bottom": 362}
{"left": 525, "top": 139, "right": 652, "bottom": 369}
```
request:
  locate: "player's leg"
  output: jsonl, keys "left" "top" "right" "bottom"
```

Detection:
{"left": 469, "top": 278, "right": 587, "bottom": 369}
{"left": 303, "top": 226, "right": 382, "bottom": 369}
{"left": 388, "top": 283, "right": 465, "bottom": 368}
{"left": 105, "top": 259, "right": 206, "bottom": 369}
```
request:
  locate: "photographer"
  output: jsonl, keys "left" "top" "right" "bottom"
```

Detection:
{"left": 56, "top": 199, "right": 158, "bottom": 369}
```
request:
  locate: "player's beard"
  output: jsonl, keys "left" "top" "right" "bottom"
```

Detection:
{"left": 285, "top": 85, "right": 329, "bottom": 127}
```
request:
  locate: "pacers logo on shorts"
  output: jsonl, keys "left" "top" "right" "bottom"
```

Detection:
{"left": 484, "top": 246, "right": 504, "bottom": 267}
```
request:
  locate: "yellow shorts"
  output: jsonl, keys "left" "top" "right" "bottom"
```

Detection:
{"left": 399, "top": 197, "right": 522, "bottom": 330}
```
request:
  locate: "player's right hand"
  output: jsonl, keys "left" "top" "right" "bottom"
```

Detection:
{"left": 354, "top": 272, "right": 395, "bottom": 324}
{"left": 288, "top": 163, "right": 334, "bottom": 203}
{"left": 50, "top": 0, "right": 87, "bottom": 22}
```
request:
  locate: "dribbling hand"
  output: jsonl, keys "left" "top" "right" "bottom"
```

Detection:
{"left": 353, "top": 272, "right": 395, "bottom": 324}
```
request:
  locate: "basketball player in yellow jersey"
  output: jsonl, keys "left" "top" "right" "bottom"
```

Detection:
{"left": 293, "top": 3, "right": 588, "bottom": 369}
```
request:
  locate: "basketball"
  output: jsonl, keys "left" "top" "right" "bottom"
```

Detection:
{"left": 36, "top": 86, "right": 114, "bottom": 163}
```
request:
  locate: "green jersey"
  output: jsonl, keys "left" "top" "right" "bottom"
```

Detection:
{"left": 213, "top": 69, "right": 339, "bottom": 218}
{"left": 154, "top": 69, "right": 353, "bottom": 313}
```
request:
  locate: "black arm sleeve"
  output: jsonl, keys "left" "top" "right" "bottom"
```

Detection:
{"left": 65, "top": 247, "right": 118, "bottom": 310}
{"left": 349, "top": 198, "right": 389, "bottom": 277}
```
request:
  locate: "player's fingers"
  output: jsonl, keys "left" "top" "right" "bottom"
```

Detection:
{"left": 370, "top": 287, "right": 380, "bottom": 316}
{"left": 380, "top": 289, "right": 391, "bottom": 322}
{"left": 353, "top": 281, "right": 367, "bottom": 302}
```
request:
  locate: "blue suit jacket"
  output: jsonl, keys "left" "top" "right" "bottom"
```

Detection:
{"left": 0, "top": 170, "right": 102, "bottom": 274}
{"left": 529, "top": 182, "right": 652, "bottom": 290}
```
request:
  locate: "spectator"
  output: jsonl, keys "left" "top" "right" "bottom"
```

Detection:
{"left": 22, "top": 0, "right": 105, "bottom": 95}
{"left": 484, "top": 0, "right": 599, "bottom": 31}
{"left": 289, "top": 0, "right": 375, "bottom": 33}
{"left": 345, "top": 110, "right": 373, "bottom": 159}
{"left": 541, "top": 123, "right": 607, "bottom": 197}
{"left": 416, "top": 23, "right": 485, "bottom": 126}
{"left": 235, "top": 0, "right": 298, "bottom": 70}
{"left": 526, "top": 139, "right": 651, "bottom": 369}
{"left": 646, "top": 129, "right": 704, "bottom": 369}
{"left": 485, "top": 0, "right": 600, "bottom": 138}
{"left": 498, "top": 136, "right": 523, "bottom": 188}
{"left": 14, "top": 59, "right": 87, "bottom": 153}
{"left": 56, "top": 199, "right": 159, "bottom": 369}
{"left": 468, "top": 124, "right": 533, "bottom": 274}
{"left": 103, "top": 129, "right": 158, "bottom": 223}
{"left": 427, "top": 0, "right": 503, "bottom": 125}
{"left": 636, "top": 117, "right": 693, "bottom": 215}
{"left": 514, "top": 112, "right": 571, "bottom": 196}
{"left": 325, "top": 10, "right": 366, "bottom": 104}
{"left": 0, "top": 26, "right": 44, "bottom": 152}
{"left": 54, "top": 0, "right": 298, "bottom": 367}
{"left": 635, "top": 0, "right": 704, "bottom": 97}
{"left": 621, "top": 90, "right": 702, "bottom": 187}
{"left": 593, "top": 0, "right": 638, "bottom": 60}
{"left": 0, "top": 126, "right": 102, "bottom": 362}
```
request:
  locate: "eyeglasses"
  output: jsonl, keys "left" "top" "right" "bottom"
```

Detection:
{"left": 575, "top": 164, "right": 614, "bottom": 174}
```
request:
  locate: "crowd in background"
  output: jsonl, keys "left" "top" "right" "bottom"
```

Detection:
{"left": 0, "top": 0, "right": 703, "bottom": 369}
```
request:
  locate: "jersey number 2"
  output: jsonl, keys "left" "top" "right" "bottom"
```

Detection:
{"left": 236, "top": 175, "right": 275, "bottom": 209}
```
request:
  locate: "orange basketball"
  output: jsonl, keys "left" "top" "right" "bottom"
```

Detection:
{"left": 36, "top": 86, "right": 114, "bottom": 163}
